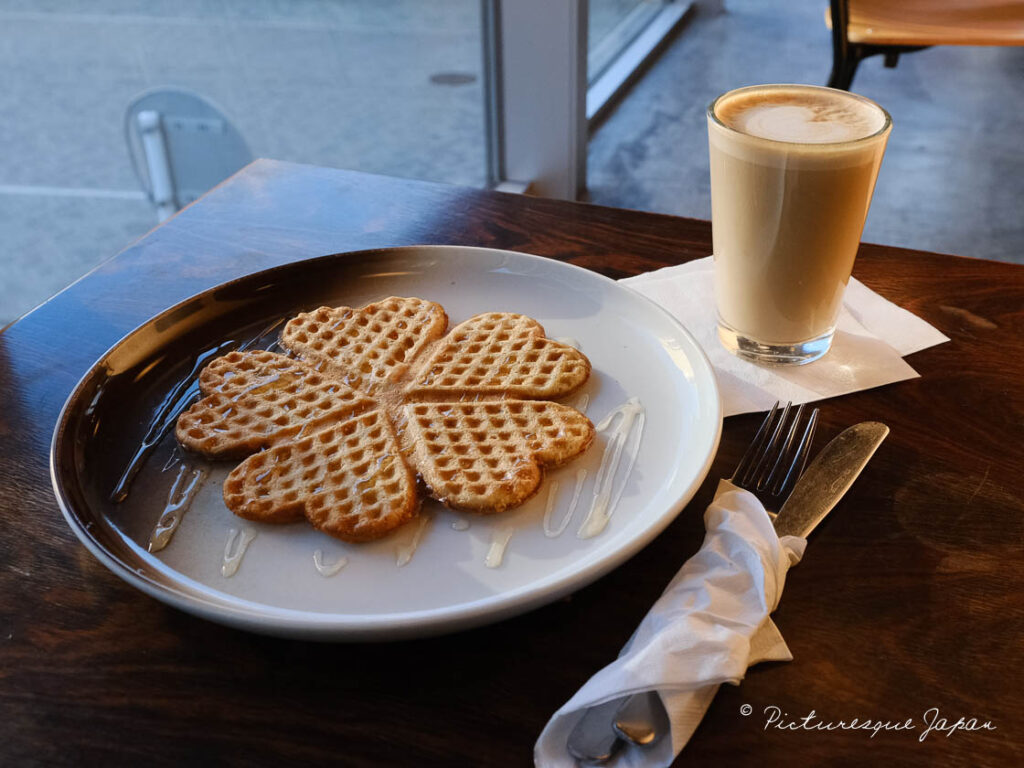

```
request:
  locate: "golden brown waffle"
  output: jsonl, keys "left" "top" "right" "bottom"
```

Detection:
{"left": 403, "top": 401, "right": 594, "bottom": 512}
{"left": 281, "top": 298, "right": 447, "bottom": 394}
{"left": 176, "top": 350, "right": 373, "bottom": 458}
{"left": 177, "top": 297, "right": 594, "bottom": 542}
{"left": 224, "top": 409, "right": 417, "bottom": 541}
{"left": 406, "top": 313, "right": 590, "bottom": 399}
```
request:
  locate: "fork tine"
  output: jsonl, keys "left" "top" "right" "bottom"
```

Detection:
{"left": 772, "top": 407, "right": 819, "bottom": 496}
{"left": 794, "top": 408, "right": 819, "bottom": 479}
{"left": 758, "top": 403, "right": 806, "bottom": 492}
{"left": 746, "top": 401, "right": 791, "bottom": 488}
{"left": 732, "top": 401, "right": 779, "bottom": 483}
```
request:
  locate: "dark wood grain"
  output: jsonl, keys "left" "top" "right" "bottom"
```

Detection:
{"left": 1, "top": 160, "right": 1021, "bottom": 767}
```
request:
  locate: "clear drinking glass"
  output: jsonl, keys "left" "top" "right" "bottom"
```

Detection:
{"left": 707, "top": 84, "right": 891, "bottom": 365}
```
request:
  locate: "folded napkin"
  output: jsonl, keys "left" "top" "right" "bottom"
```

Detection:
{"left": 621, "top": 257, "right": 949, "bottom": 417}
{"left": 535, "top": 481, "right": 806, "bottom": 767}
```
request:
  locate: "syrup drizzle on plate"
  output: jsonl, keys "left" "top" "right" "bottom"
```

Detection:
{"left": 543, "top": 468, "right": 588, "bottom": 538}
{"left": 578, "top": 398, "right": 645, "bottom": 539}
{"left": 110, "top": 316, "right": 286, "bottom": 503}
{"left": 221, "top": 527, "right": 256, "bottom": 577}
{"left": 148, "top": 462, "right": 209, "bottom": 553}
{"left": 110, "top": 340, "right": 233, "bottom": 503}
{"left": 395, "top": 513, "right": 432, "bottom": 567}
{"left": 573, "top": 393, "right": 590, "bottom": 415}
{"left": 485, "top": 526, "right": 514, "bottom": 568}
{"left": 313, "top": 549, "right": 349, "bottom": 577}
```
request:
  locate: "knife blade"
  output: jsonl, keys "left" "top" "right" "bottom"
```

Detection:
{"left": 569, "top": 420, "right": 890, "bottom": 762}
{"left": 772, "top": 421, "right": 888, "bottom": 538}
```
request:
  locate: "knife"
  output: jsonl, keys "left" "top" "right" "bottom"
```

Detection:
{"left": 567, "top": 421, "right": 889, "bottom": 763}
{"left": 769, "top": 421, "right": 889, "bottom": 537}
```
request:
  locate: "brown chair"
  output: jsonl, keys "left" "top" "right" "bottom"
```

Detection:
{"left": 826, "top": 0, "right": 1024, "bottom": 89}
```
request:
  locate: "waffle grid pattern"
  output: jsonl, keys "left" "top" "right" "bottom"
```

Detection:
{"left": 404, "top": 401, "right": 593, "bottom": 512}
{"left": 225, "top": 409, "right": 416, "bottom": 540}
{"left": 408, "top": 314, "right": 590, "bottom": 398}
{"left": 176, "top": 350, "right": 372, "bottom": 457}
{"left": 177, "top": 297, "right": 594, "bottom": 542}
{"left": 281, "top": 298, "right": 447, "bottom": 393}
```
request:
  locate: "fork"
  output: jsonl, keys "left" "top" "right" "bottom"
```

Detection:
{"left": 730, "top": 400, "right": 819, "bottom": 514}
{"left": 567, "top": 401, "right": 819, "bottom": 764}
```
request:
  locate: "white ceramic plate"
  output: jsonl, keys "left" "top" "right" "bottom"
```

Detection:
{"left": 52, "top": 246, "right": 721, "bottom": 640}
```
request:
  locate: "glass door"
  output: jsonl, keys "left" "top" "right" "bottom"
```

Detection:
{"left": 0, "top": 1, "right": 487, "bottom": 324}
{"left": 589, "top": 0, "right": 656, "bottom": 79}
{"left": 586, "top": 0, "right": 691, "bottom": 121}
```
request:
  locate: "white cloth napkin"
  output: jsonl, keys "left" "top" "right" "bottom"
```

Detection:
{"left": 535, "top": 480, "right": 806, "bottom": 767}
{"left": 621, "top": 257, "right": 949, "bottom": 417}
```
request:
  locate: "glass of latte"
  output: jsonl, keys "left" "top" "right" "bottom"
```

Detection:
{"left": 708, "top": 84, "right": 891, "bottom": 364}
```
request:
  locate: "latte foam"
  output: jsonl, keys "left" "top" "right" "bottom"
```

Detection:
{"left": 715, "top": 88, "right": 886, "bottom": 144}
{"left": 707, "top": 85, "right": 891, "bottom": 344}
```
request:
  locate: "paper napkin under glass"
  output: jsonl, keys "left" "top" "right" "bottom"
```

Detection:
{"left": 621, "top": 256, "right": 950, "bottom": 417}
{"left": 535, "top": 481, "right": 806, "bottom": 767}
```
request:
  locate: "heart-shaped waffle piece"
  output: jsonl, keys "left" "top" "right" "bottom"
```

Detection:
{"left": 405, "top": 313, "right": 590, "bottom": 399}
{"left": 176, "top": 350, "right": 373, "bottom": 458}
{"left": 224, "top": 409, "right": 417, "bottom": 541}
{"left": 403, "top": 401, "right": 594, "bottom": 512}
{"left": 281, "top": 297, "right": 447, "bottom": 394}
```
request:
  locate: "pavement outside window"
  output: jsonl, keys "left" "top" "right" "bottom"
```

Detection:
{"left": 0, "top": 0, "right": 484, "bottom": 325}
{"left": 2, "top": 0, "right": 1022, "bottom": 328}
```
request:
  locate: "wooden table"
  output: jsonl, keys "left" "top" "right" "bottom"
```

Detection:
{"left": 2, "top": 160, "right": 1021, "bottom": 766}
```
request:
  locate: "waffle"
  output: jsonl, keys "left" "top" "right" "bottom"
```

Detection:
{"left": 403, "top": 401, "right": 594, "bottom": 512}
{"left": 175, "top": 350, "right": 373, "bottom": 458}
{"left": 281, "top": 298, "right": 447, "bottom": 394}
{"left": 406, "top": 313, "right": 590, "bottom": 399}
{"left": 176, "top": 297, "right": 594, "bottom": 542}
{"left": 224, "top": 409, "right": 418, "bottom": 541}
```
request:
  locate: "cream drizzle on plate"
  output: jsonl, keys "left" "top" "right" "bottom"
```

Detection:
{"left": 313, "top": 549, "right": 348, "bottom": 577}
{"left": 395, "top": 513, "right": 432, "bottom": 567}
{"left": 578, "top": 398, "right": 645, "bottom": 539}
{"left": 148, "top": 463, "right": 209, "bottom": 553}
{"left": 221, "top": 528, "right": 256, "bottom": 577}
{"left": 485, "top": 526, "right": 514, "bottom": 568}
{"left": 543, "top": 468, "right": 588, "bottom": 538}
{"left": 161, "top": 451, "right": 182, "bottom": 473}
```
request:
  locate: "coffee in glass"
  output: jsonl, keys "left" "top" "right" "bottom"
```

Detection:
{"left": 708, "top": 84, "right": 891, "bottom": 364}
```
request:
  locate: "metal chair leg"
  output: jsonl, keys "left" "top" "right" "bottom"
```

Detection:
{"left": 827, "top": 56, "right": 860, "bottom": 90}
{"left": 827, "top": 0, "right": 858, "bottom": 90}
{"left": 826, "top": 0, "right": 931, "bottom": 91}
